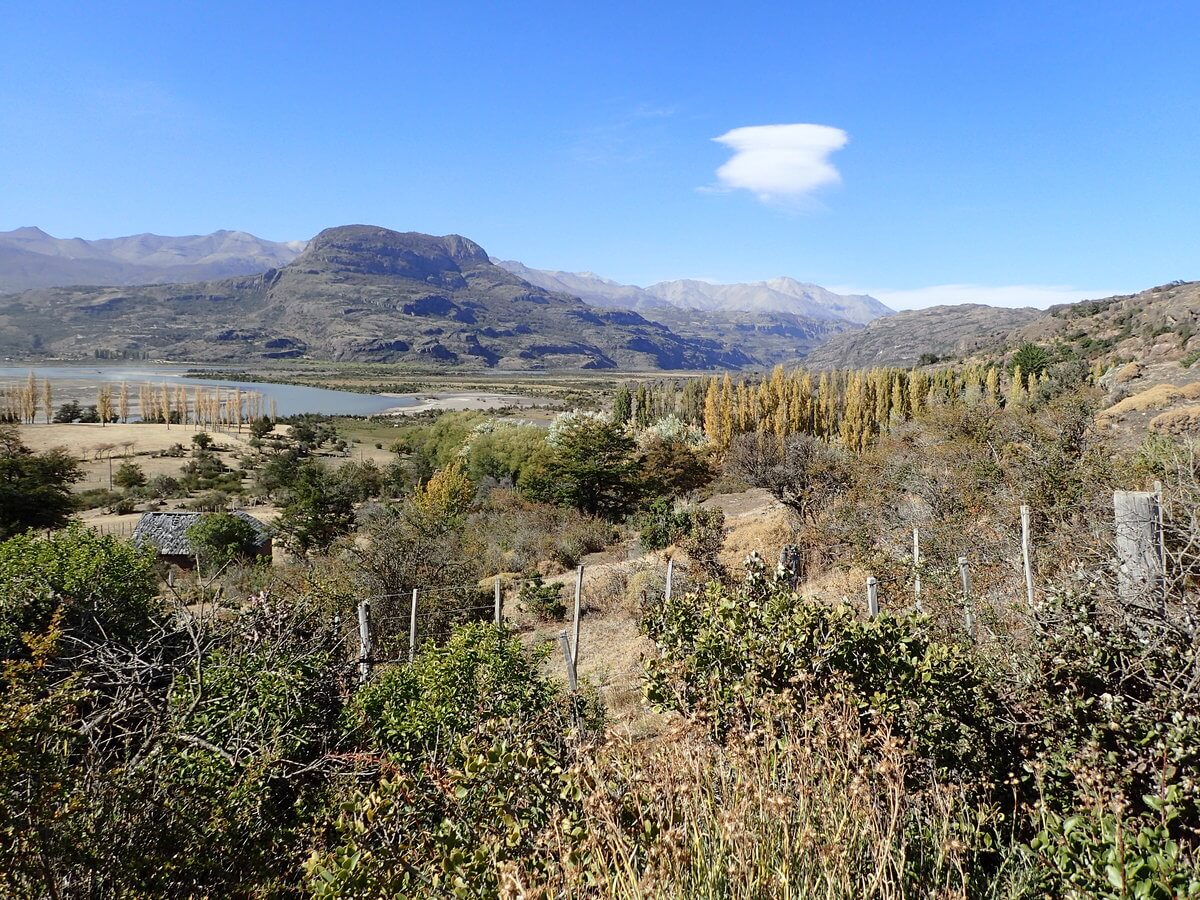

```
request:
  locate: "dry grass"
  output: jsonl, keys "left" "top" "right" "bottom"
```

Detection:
{"left": 1150, "top": 404, "right": 1200, "bottom": 434}
{"left": 17, "top": 422, "right": 258, "bottom": 492}
{"left": 1099, "top": 381, "right": 1200, "bottom": 421}
{"left": 701, "top": 487, "right": 794, "bottom": 572}
{"left": 1111, "top": 361, "right": 1144, "bottom": 384}
{"left": 526, "top": 706, "right": 1004, "bottom": 899}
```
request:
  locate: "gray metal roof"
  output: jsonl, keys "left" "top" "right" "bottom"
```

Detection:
{"left": 132, "top": 510, "right": 271, "bottom": 556}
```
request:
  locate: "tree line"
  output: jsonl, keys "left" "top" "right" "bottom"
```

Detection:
{"left": 614, "top": 345, "right": 1080, "bottom": 452}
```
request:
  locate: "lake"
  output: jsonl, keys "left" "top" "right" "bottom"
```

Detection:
{"left": 0, "top": 364, "right": 416, "bottom": 417}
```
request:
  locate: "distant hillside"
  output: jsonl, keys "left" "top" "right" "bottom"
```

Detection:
{"left": 494, "top": 261, "right": 891, "bottom": 325}
{"left": 0, "top": 227, "right": 306, "bottom": 292}
{"left": 0, "top": 225, "right": 798, "bottom": 369}
{"left": 1021, "top": 280, "right": 1200, "bottom": 366}
{"left": 803, "top": 304, "right": 1043, "bottom": 369}
{"left": 802, "top": 281, "right": 1200, "bottom": 371}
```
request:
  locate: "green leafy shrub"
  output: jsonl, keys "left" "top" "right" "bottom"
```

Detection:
{"left": 348, "top": 623, "right": 564, "bottom": 766}
{"left": 680, "top": 506, "right": 726, "bottom": 581}
{"left": 1028, "top": 806, "right": 1199, "bottom": 899}
{"left": 186, "top": 512, "right": 263, "bottom": 572}
{"left": 637, "top": 497, "right": 693, "bottom": 551}
{"left": 518, "top": 573, "right": 566, "bottom": 621}
{"left": 74, "top": 487, "right": 124, "bottom": 511}
{"left": 311, "top": 624, "right": 586, "bottom": 896}
{"left": 643, "top": 555, "right": 1004, "bottom": 780}
{"left": 113, "top": 461, "right": 146, "bottom": 491}
{"left": 0, "top": 526, "right": 159, "bottom": 658}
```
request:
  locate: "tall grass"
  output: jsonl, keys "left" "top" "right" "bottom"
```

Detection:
{"left": 528, "top": 704, "right": 1021, "bottom": 899}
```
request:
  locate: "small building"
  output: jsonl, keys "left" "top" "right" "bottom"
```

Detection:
{"left": 132, "top": 510, "right": 272, "bottom": 567}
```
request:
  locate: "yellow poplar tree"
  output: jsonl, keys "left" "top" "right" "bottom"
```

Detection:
{"left": 703, "top": 377, "right": 722, "bottom": 445}
{"left": 1007, "top": 365, "right": 1026, "bottom": 407}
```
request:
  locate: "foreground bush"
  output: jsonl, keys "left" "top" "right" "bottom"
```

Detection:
{"left": 642, "top": 555, "right": 1004, "bottom": 782}
{"left": 0, "top": 526, "right": 159, "bottom": 658}
{"left": 309, "top": 624, "right": 594, "bottom": 897}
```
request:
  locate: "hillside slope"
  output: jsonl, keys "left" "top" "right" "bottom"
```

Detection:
{"left": 803, "top": 304, "right": 1043, "bottom": 368}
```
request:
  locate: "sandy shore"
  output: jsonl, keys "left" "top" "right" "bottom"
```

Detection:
{"left": 383, "top": 392, "right": 551, "bottom": 415}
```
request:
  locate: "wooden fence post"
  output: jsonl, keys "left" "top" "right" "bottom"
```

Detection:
{"left": 959, "top": 556, "right": 974, "bottom": 634}
{"left": 665, "top": 557, "right": 674, "bottom": 603}
{"left": 867, "top": 576, "right": 879, "bottom": 617}
{"left": 913, "top": 527, "right": 922, "bottom": 611}
{"left": 357, "top": 600, "right": 371, "bottom": 684}
{"left": 557, "top": 630, "right": 578, "bottom": 692}
{"left": 494, "top": 575, "right": 502, "bottom": 626}
{"left": 1113, "top": 490, "right": 1164, "bottom": 603}
{"left": 408, "top": 588, "right": 418, "bottom": 663}
{"left": 1020, "top": 504, "right": 1035, "bottom": 607}
{"left": 572, "top": 565, "right": 583, "bottom": 668}
{"left": 1154, "top": 480, "right": 1167, "bottom": 575}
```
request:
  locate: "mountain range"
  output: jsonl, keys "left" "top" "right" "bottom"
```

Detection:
{"left": 493, "top": 260, "right": 891, "bottom": 324}
{"left": 1, "top": 225, "right": 843, "bottom": 368}
{"left": 0, "top": 226, "right": 890, "bottom": 325}
{"left": 0, "top": 227, "right": 306, "bottom": 292}
{"left": 5, "top": 224, "right": 1186, "bottom": 374}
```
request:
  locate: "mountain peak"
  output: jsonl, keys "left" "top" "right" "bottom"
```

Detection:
{"left": 298, "top": 226, "right": 490, "bottom": 279}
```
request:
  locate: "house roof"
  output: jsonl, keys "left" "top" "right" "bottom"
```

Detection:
{"left": 132, "top": 510, "right": 272, "bottom": 556}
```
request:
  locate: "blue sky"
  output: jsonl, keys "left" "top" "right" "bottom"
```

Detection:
{"left": 1, "top": 1, "right": 1197, "bottom": 308}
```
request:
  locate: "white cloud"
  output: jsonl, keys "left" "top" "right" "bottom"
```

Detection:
{"left": 711, "top": 123, "right": 848, "bottom": 203}
{"left": 861, "top": 283, "right": 1125, "bottom": 312}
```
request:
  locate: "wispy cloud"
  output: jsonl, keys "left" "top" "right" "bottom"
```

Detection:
{"left": 572, "top": 102, "right": 679, "bottom": 165}
{"left": 709, "top": 123, "right": 847, "bottom": 204}
{"left": 860, "top": 283, "right": 1124, "bottom": 311}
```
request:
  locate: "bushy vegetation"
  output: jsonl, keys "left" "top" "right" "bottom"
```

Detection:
{"left": 0, "top": 425, "right": 81, "bottom": 539}
{"left": 5, "top": 361, "right": 1200, "bottom": 897}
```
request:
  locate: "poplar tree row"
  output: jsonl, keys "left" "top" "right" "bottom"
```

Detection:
{"left": 0, "top": 374, "right": 278, "bottom": 430}
{"left": 615, "top": 362, "right": 1056, "bottom": 452}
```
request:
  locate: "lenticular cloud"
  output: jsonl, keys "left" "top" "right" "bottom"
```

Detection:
{"left": 712, "top": 123, "right": 848, "bottom": 203}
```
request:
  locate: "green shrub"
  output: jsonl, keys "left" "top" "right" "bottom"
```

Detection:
{"left": 680, "top": 506, "right": 726, "bottom": 581}
{"left": 186, "top": 512, "right": 262, "bottom": 572}
{"left": 106, "top": 496, "right": 137, "bottom": 515}
{"left": 0, "top": 526, "right": 159, "bottom": 658}
{"left": 74, "top": 487, "right": 124, "bottom": 511}
{"left": 643, "top": 555, "right": 1004, "bottom": 780}
{"left": 348, "top": 623, "right": 564, "bottom": 766}
{"left": 637, "top": 497, "right": 693, "bottom": 551}
{"left": 517, "top": 573, "right": 566, "bottom": 621}
{"left": 311, "top": 624, "right": 586, "bottom": 896}
{"left": 113, "top": 461, "right": 146, "bottom": 491}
